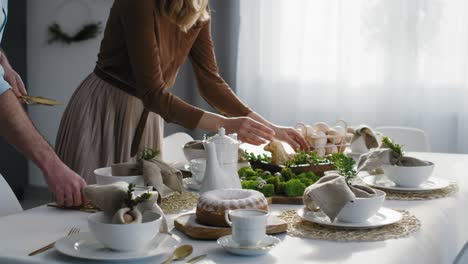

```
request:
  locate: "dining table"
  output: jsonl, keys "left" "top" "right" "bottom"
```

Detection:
{"left": 0, "top": 151, "right": 467, "bottom": 264}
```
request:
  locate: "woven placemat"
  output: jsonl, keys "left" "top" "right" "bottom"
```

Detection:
{"left": 382, "top": 183, "right": 459, "bottom": 201}
{"left": 277, "top": 209, "right": 420, "bottom": 242}
{"left": 160, "top": 192, "right": 200, "bottom": 215}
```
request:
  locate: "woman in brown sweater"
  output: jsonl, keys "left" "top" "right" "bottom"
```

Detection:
{"left": 56, "top": 0, "right": 308, "bottom": 183}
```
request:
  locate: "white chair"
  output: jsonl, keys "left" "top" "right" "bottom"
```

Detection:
{"left": 161, "top": 132, "right": 194, "bottom": 164}
{"left": 0, "top": 174, "right": 23, "bottom": 217}
{"left": 375, "top": 126, "right": 431, "bottom": 152}
{"left": 454, "top": 241, "right": 468, "bottom": 264}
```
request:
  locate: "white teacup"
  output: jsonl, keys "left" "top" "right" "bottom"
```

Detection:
{"left": 190, "top": 158, "right": 206, "bottom": 183}
{"left": 225, "top": 209, "right": 269, "bottom": 247}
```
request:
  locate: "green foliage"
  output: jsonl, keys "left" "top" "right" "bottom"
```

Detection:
{"left": 138, "top": 148, "right": 160, "bottom": 161}
{"left": 123, "top": 183, "right": 152, "bottom": 210}
{"left": 239, "top": 166, "right": 320, "bottom": 197}
{"left": 241, "top": 180, "right": 258, "bottom": 190}
{"left": 259, "top": 184, "right": 275, "bottom": 197}
{"left": 328, "top": 152, "right": 356, "bottom": 185}
{"left": 284, "top": 151, "right": 329, "bottom": 167}
{"left": 382, "top": 136, "right": 404, "bottom": 158}
{"left": 281, "top": 167, "right": 295, "bottom": 181}
{"left": 244, "top": 151, "right": 272, "bottom": 163}
{"left": 284, "top": 179, "right": 307, "bottom": 197}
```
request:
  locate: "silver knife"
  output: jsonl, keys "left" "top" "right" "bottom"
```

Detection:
{"left": 186, "top": 254, "right": 207, "bottom": 264}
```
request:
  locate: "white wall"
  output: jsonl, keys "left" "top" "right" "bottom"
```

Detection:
{"left": 27, "top": 0, "right": 112, "bottom": 186}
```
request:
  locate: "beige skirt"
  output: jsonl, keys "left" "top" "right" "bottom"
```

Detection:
{"left": 55, "top": 73, "right": 164, "bottom": 184}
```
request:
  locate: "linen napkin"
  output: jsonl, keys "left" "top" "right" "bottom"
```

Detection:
{"left": 111, "top": 156, "right": 183, "bottom": 198}
{"left": 349, "top": 125, "right": 379, "bottom": 153}
{"left": 84, "top": 182, "right": 169, "bottom": 232}
{"left": 303, "top": 174, "right": 377, "bottom": 222}
{"left": 84, "top": 181, "right": 128, "bottom": 215}
{"left": 357, "top": 148, "right": 430, "bottom": 173}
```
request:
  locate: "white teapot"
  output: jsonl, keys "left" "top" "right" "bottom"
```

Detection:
{"left": 200, "top": 128, "right": 241, "bottom": 192}
{"left": 205, "top": 127, "right": 241, "bottom": 164}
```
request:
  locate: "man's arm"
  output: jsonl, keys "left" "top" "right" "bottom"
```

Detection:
{"left": 0, "top": 90, "right": 86, "bottom": 207}
{"left": 0, "top": 49, "right": 27, "bottom": 97}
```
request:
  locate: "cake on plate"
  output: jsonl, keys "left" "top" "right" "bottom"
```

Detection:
{"left": 196, "top": 189, "right": 269, "bottom": 227}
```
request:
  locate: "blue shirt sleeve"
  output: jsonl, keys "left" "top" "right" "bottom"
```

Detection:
{"left": 0, "top": 0, "right": 10, "bottom": 95}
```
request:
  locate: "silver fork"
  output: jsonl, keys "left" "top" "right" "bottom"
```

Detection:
{"left": 28, "top": 227, "right": 80, "bottom": 256}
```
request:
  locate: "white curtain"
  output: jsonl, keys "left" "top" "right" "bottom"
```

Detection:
{"left": 237, "top": 0, "right": 468, "bottom": 153}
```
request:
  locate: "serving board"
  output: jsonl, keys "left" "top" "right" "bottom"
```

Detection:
{"left": 267, "top": 195, "right": 303, "bottom": 205}
{"left": 174, "top": 213, "right": 288, "bottom": 240}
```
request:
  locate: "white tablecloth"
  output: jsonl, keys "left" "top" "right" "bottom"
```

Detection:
{"left": 0, "top": 152, "right": 467, "bottom": 264}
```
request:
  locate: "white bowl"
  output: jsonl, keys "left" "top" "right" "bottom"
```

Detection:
{"left": 383, "top": 161, "right": 434, "bottom": 187}
{"left": 183, "top": 147, "right": 206, "bottom": 161}
{"left": 88, "top": 211, "right": 162, "bottom": 252}
{"left": 94, "top": 167, "right": 144, "bottom": 186}
{"left": 337, "top": 189, "right": 386, "bottom": 223}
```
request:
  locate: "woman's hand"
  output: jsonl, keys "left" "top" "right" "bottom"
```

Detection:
{"left": 223, "top": 117, "right": 275, "bottom": 145}
{"left": 271, "top": 125, "right": 309, "bottom": 151}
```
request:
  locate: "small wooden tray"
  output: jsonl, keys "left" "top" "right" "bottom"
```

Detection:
{"left": 174, "top": 213, "right": 288, "bottom": 240}
{"left": 267, "top": 195, "right": 303, "bottom": 205}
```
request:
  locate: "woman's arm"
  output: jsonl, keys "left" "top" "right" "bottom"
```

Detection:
{"left": 189, "top": 21, "right": 308, "bottom": 149}
{"left": 117, "top": 0, "right": 205, "bottom": 129}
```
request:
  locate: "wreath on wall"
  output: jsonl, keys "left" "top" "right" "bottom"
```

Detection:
{"left": 48, "top": 22, "right": 101, "bottom": 44}
{"left": 47, "top": 0, "right": 106, "bottom": 45}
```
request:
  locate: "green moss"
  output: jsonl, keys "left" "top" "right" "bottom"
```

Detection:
{"left": 259, "top": 184, "right": 275, "bottom": 197}
{"left": 281, "top": 167, "right": 295, "bottom": 181}
{"left": 285, "top": 179, "right": 307, "bottom": 197}
{"left": 277, "top": 182, "right": 286, "bottom": 195}
{"left": 238, "top": 167, "right": 257, "bottom": 178}
{"left": 241, "top": 180, "right": 258, "bottom": 190}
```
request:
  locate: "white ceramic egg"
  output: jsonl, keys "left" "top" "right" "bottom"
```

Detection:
{"left": 313, "top": 122, "right": 330, "bottom": 133}
{"left": 315, "top": 147, "right": 326, "bottom": 157}
{"left": 325, "top": 144, "right": 338, "bottom": 155}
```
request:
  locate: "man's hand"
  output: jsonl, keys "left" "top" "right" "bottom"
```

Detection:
{"left": 0, "top": 50, "right": 27, "bottom": 97}
{"left": 43, "top": 160, "right": 87, "bottom": 207}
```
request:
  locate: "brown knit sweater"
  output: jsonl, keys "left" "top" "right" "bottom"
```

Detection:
{"left": 94, "top": 0, "right": 252, "bottom": 130}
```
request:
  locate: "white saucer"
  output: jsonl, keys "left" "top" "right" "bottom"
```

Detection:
{"left": 217, "top": 235, "right": 280, "bottom": 256}
{"left": 297, "top": 207, "right": 402, "bottom": 229}
{"left": 172, "top": 161, "right": 191, "bottom": 172}
{"left": 55, "top": 232, "right": 179, "bottom": 261}
{"left": 183, "top": 177, "right": 201, "bottom": 191}
{"left": 361, "top": 174, "right": 450, "bottom": 193}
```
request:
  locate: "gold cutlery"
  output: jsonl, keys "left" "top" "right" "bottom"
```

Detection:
{"left": 28, "top": 227, "right": 80, "bottom": 256}
{"left": 161, "top": 244, "right": 193, "bottom": 264}
{"left": 20, "top": 95, "right": 63, "bottom": 106}
{"left": 186, "top": 254, "right": 207, "bottom": 264}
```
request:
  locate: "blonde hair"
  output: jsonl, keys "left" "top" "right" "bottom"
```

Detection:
{"left": 158, "top": 0, "right": 210, "bottom": 32}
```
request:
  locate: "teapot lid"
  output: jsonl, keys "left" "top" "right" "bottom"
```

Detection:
{"left": 207, "top": 128, "right": 239, "bottom": 144}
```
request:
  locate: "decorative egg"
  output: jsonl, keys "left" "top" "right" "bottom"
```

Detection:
{"left": 326, "top": 128, "right": 341, "bottom": 144}
{"left": 325, "top": 144, "right": 338, "bottom": 155}
{"left": 112, "top": 207, "right": 143, "bottom": 224}
{"left": 313, "top": 122, "right": 330, "bottom": 133}
{"left": 315, "top": 147, "right": 326, "bottom": 157}
{"left": 309, "top": 131, "right": 327, "bottom": 148}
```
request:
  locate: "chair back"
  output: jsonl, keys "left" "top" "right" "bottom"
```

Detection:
{"left": 454, "top": 241, "right": 468, "bottom": 264}
{"left": 375, "top": 126, "right": 430, "bottom": 152}
{"left": 161, "top": 132, "right": 194, "bottom": 164}
{"left": 0, "top": 174, "right": 23, "bottom": 217}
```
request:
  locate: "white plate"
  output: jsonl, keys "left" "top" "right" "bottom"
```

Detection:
{"left": 297, "top": 207, "right": 402, "bottom": 229}
{"left": 217, "top": 235, "right": 280, "bottom": 256}
{"left": 55, "top": 232, "right": 179, "bottom": 261}
{"left": 361, "top": 174, "right": 450, "bottom": 193}
{"left": 183, "top": 178, "right": 201, "bottom": 191}
{"left": 172, "top": 161, "right": 191, "bottom": 172}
